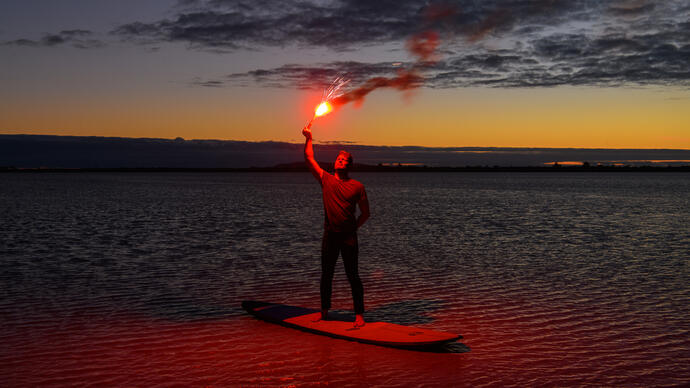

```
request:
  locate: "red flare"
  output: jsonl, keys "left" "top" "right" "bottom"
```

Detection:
{"left": 314, "top": 101, "right": 332, "bottom": 117}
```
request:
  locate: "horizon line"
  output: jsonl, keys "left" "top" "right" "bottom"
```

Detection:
{"left": 2, "top": 133, "right": 689, "bottom": 152}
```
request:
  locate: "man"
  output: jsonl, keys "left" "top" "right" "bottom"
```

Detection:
{"left": 302, "top": 125, "right": 370, "bottom": 328}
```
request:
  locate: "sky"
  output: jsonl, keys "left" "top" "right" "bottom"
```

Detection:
{"left": 1, "top": 0, "right": 688, "bottom": 149}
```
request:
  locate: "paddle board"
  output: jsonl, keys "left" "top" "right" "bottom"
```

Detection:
{"left": 242, "top": 300, "right": 461, "bottom": 348}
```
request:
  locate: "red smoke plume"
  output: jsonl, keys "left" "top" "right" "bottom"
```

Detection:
{"left": 331, "top": 6, "right": 454, "bottom": 109}
{"left": 325, "top": 2, "right": 559, "bottom": 109}
{"left": 331, "top": 70, "right": 424, "bottom": 107}
{"left": 406, "top": 30, "right": 441, "bottom": 63}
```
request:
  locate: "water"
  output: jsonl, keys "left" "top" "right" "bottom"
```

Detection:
{"left": 1, "top": 172, "right": 688, "bottom": 387}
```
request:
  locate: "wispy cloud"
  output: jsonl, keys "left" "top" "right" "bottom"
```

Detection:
{"left": 115, "top": 0, "right": 423, "bottom": 50}
{"left": 4, "top": 29, "right": 104, "bottom": 49}
{"left": 112, "top": 0, "right": 688, "bottom": 88}
{"left": 116, "top": 1, "right": 602, "bottom": 50}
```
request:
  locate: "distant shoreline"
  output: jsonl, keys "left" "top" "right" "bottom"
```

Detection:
{"left": 3, "top": 134, "right": 690, "bottom": 170}
{"left": 3, "top": 165, "right": 689, "bottom": 173}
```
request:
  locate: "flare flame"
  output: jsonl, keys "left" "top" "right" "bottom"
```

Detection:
{"left": 305, "top": 76, "right": 349, "bottom": 129}
{"left": 314, "top": 101, "right": 332, "bottom": 117}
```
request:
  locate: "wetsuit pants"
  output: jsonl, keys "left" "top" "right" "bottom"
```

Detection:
{"left": 321, "top": 230, "right": 364, "bottom": 314}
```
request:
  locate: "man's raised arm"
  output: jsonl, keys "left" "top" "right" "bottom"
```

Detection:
{"left": 302, "top": 126, "right": 323, "bottom": 181}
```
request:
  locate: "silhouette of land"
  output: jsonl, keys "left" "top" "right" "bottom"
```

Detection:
{"left": 1, "top": 134, "right": 689, "bottom": 171}
{"left": 3, "top": 162, "right": 689, "bottom": 173}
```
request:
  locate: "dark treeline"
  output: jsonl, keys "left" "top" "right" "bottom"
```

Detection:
{"left": 2, "top": 134, "right": 689, "bottom": 170}
{"left": 3, "top": 164, "right": 689, "bottom": 173}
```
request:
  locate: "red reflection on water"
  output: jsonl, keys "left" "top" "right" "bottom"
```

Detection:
{"left": 1, "top": 307, "right": 467, "bottom": 386}
{"left": 2, "top": 290, "right": 687, "bottom": 386}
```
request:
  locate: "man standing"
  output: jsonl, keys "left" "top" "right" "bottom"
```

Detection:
{"left": 302, "top": 125, "right": 370, "bottom": 328}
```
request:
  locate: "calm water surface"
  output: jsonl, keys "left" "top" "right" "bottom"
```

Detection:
{"left": 1, "top": 172, "right": 688, "bottom": 387}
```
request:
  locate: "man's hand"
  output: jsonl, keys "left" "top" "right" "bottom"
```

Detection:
{"left": 302, "top": 126, "right": 312, "bottom": 140}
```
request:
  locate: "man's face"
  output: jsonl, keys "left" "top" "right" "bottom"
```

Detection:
{"left": 334, "top": 154, "right": 349, "bottom": 171}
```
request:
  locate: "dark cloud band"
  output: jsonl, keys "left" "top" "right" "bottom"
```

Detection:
{"left": 167, "top": 1, "right": 689, "bottom": 88}
{"left": 4, "top": 29, "right": 103, "bottom": 49}
{"left": 108, "top": 1, "right": 688, "bottom": 88}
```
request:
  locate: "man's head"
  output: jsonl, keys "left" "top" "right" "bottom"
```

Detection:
{"left": 334, "top": 150, "right": 353, "bottom": 171}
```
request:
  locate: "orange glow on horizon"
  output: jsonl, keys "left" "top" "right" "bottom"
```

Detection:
{"left": 1, "top": 85, "right": 688, "bottom": 149}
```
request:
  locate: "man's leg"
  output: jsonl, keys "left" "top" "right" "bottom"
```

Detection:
{"left": 341, "top": 233, "right": 364, "bottom": 326}
{"left": 319, "top": 231, "right": 339, "bottom": 320}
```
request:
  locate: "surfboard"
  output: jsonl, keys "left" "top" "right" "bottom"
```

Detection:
{"left": 242, "top": 300, "right": 461, "bottom": 348}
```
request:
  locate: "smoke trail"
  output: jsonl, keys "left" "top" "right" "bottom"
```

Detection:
{"left": 331, "top": 70, "right": 424, "bottom": 107}
{"left": 329, "top": 1, "right": 560, "bottom": 108}
{"left": 331, "top": 5, "right": 454, "bottom": 108}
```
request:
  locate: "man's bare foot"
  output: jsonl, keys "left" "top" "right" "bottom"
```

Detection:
{"left": 312, "top": 309, "right": 328, "bottom": 322}
{"left": 353, "top": 314, "right": 365, "bottom": 328}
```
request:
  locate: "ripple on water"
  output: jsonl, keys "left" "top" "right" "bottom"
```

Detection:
{"left": 1, "top": 172, "right": 688, "bottom": 386}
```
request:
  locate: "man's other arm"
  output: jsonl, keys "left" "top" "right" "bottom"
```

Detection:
{"left": 357, "top": 189, "right": 370, "bottom": 229}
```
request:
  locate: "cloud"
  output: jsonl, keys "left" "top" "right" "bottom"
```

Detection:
{"left": 193, "top": 61, "right": 402, "bottom": 89}
{"left": 116, "top": 0, "right": 575, "bottom": 50}
{"left": 4, "top": 29, "right": 104, "bottom": 49}
{"left": 115, "top": 0, "right": 689, "bottom": 88}
{"left": 192, "top": 78, "right": 225, "bottom": 87}
{"left": 115, "top": 0, "right": 424, "bottom": 50}
{"left": 203, "top": 32, "right": 690, "bottom": 89}
{"left": 608, "top": 1, "right": 656, "bottom": 16}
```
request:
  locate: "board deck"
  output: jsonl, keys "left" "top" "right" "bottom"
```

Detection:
{"left": 242, "top": 300, "right": 461, "bottom": 348}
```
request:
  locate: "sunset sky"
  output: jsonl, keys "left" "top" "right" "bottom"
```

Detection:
{"left": 1, "top": 0, "right": 688, "bottom": 149}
